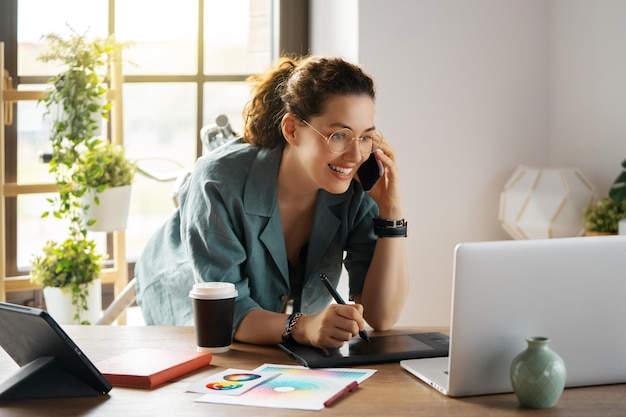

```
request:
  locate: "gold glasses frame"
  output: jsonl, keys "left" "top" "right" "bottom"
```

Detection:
{"left": 298, "top": 117, "right": 383, "bottom": 156}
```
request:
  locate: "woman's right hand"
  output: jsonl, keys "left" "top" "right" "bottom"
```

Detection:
{"left": 293, "top": 303, "right": 366, "bottom": 349}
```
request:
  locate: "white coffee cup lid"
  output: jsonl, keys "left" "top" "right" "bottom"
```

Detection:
{"left": 189, "top": 282, "right": 238, "bottom": 299}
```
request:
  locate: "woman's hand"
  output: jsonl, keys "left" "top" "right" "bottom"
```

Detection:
{"left": 355, "top": 136, "right": 408, "bottom": 331}
{"left": 365, "top": 138, "right": 403, "bottom": 220}
{"left": 293, "top": 304, "right": 366, "bottom": 349}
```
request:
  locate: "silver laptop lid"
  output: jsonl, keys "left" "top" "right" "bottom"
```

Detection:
{"left": 447, "top": 235, "right": 626, "bottom": 397}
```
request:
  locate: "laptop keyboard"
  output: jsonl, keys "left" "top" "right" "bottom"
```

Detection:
{"left": 411, "top": 332, "right": 450, "bottom": 348}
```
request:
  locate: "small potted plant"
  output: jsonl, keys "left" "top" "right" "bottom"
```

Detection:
{"left": 583, "top": 197, "right": 626, "bottom": 235}
{"left": 77, "top": 139, "right": 136, "bottom": 231}
{"left": 30, "top": 235, "right": 104, "bottom": 324}
{"left": 583, "top": 159, "right": 626, "bottom": 236}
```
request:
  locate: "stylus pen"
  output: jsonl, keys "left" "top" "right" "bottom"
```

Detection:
{"left": 319, "top": 273, "right": 370, "bottom": 343}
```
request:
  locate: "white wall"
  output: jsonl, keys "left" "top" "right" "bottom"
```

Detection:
{"left": 311, "top": 1, "right": 626, "bottom": 327}
{"left": 309, "top": 0, "right": 358, "bottom": 62}
{"left": 549, "top": 0, "right": 626, "bottom": 195}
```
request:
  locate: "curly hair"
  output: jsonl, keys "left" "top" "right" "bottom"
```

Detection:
{"left": 242, "top": 56, "right": 376, "bottom": 148}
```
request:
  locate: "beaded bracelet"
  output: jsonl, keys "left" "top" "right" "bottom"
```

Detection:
{"left": 373, "top": 218, "right": 408, "bottom": 238}
{"left": 281, "top": 312, "right": 304, "bottom": 343}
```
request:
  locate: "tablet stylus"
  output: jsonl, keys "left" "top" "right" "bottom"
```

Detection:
{"left": 319, "top": 273, "right": 370, "bottom": 343}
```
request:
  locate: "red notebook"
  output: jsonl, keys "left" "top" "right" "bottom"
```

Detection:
{"left": 96, "top": 348, "right": 213, "bottom": 388}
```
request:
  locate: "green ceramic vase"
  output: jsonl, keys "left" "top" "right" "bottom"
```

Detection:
{"left": 510, "top": 337, "right": 566, "bottom": 408}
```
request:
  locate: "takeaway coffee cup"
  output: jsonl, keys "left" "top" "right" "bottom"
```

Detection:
{"left": 189, "top": 282, "right": 238, "bottom": 353}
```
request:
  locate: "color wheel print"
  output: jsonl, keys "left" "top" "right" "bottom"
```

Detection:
{"left": 223, "top": 373, "right": 262, "bottom": 382}
{"left": 252, "top": 377, "right": 334, "bottom": 397}
{"left": 206, "top": 373, "right": 263, "bottom": 391}
{"left": 206, "top": 381, "right": 243, "bottom": 390}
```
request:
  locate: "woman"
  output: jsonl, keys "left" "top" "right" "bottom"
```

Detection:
{"left": 135, "top": 56, "right": 408, "bottom": 349}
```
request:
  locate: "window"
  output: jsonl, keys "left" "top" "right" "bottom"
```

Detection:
{"left": 1, "top": 0, "right": 308, "bottom": 300}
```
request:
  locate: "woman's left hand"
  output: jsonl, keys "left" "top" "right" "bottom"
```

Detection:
{"left": 365, "top": 138, "right": 403, "bottom": 219}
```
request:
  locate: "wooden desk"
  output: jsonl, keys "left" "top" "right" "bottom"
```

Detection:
{"left": 0, "top": 326, "right": 624, "bottom": 416}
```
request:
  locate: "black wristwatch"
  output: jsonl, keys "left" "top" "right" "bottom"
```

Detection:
{"left": 373, "top": 218, "right": 408, "bottom": 237}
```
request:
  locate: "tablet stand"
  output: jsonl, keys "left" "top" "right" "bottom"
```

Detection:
{"left": 0, "top": 356, "right": 103, "bottom": 400}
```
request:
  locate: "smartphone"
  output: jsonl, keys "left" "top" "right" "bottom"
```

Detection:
{"left": 357, "top": 153, "right": 384, "bottom": 192}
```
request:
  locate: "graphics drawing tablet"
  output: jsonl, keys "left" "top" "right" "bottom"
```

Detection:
{"left": 0, "top": 301, "right": 112, "bottom": 400}
{"left": 279, "top": 332, "right": 449, "bottom": 368}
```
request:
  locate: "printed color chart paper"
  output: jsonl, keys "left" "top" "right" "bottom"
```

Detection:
{"left": 195, "top": 363, "right": 376, "bottom": 410}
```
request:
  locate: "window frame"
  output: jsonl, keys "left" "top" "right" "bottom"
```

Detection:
{"left": 1, "top": 0, "right": 309, "bottom": 280}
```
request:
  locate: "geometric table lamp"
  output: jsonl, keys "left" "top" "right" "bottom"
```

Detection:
{"left": 499, "top": 165, "right": 595, "bottom": 239}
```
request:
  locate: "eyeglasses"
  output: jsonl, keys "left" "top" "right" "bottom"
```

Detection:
{"left": 299, "top": 118, "right": 383, "bottom": 156}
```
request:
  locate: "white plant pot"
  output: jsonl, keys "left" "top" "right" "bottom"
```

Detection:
{"left": 43, "top": 278, "right": 102, "bottom": 325}
{"left": 83, "top": 184, "right": 132, "bottom": 232}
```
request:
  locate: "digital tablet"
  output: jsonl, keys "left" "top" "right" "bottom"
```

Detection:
{"left": 278, "top": 332, "right": 449, "bottom": 368}
{"left": 0, "top": 302, "right": 112, "bottom": 400}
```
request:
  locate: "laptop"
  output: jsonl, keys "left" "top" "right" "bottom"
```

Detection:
{"left": 401, "top": 235, "right": 626, "bottom": 397}
{"left": 0, "top": 302, "right": 112, "bottom": 400}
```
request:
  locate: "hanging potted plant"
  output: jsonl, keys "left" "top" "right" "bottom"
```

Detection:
{"left": 77, "top": 139, "right": 136, "bottom": 232}
{"left": 31, "top": 26, "right": 127, "bottom": 323}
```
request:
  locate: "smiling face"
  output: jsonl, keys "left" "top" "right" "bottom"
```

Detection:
{"left": 288, "top": 94, "right": 376, "bottom": 195}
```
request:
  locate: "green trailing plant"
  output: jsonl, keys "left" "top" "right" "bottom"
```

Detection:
{"left": 30, "top": 237, "right": 103, "bottom": 324}
{"left": 38, "top": 27, "right": 130, "bottom": 233}
{"left": 30, "top": 27, "right": 128, "bottom": 323}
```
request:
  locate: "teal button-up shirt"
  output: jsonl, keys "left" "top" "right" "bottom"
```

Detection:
{"left": 135, "top": 138, "right": 378, "bottom": 332}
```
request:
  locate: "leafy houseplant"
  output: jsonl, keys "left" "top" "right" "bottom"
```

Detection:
{"left": 30, "top": 27, "right": 128, "bottom": 323}
{"left": 609, "top": 158, "right": 626, "bottom": 206}
{"left": 583, "top": 159, "right": 626, "bottom": 235}
{"left": 77, "top": 140, "right": 136, "bottom": 191}
{"left": 583, "top": 197, "right": 626, "bottom": 234}
{"left": 77, "top": 140, "right": 136, "bottom": 229}
{"left": 30, "top": 237, "right": 103, "bottom": 324}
